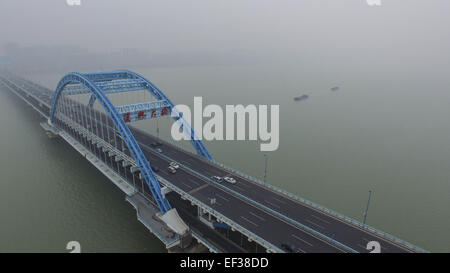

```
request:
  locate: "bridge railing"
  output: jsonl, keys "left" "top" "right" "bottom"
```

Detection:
{"left": 5, "top": 72, "right": 427, "bottom": 253}
{"left": 57, "top": 106, "right": 280, "bottom": 252}
{"left": 155, "top": 175, "right": 283, "bottom": 253}
{"left": 1, "top": 72, "right": 53, "bottom": 96}
{"left": 190, "top": 230, "right": 222, "bottom": 253}
{"left": 0, "top": 77, "right": 50, "bottom": 118}
{"left": 0, "top": 74, "right": 50, "bottom": 108}
{"left": 59, "top": 114, "right": 186, "bottom": 249}
{"left": 212, "top": 162, "right": 429, "bottom": 253}
{"left": 136, "top": 138, "right": 359, "bottom": 252}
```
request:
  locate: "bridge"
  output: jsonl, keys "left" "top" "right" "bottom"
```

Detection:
{"left": 0, "top": 69, "right": 427, "bottom": 253}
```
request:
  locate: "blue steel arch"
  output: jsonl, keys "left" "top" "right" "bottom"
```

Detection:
{"left": 85, "top": 70, "right": 214, "bottom": 161}
{"left": 49, "top": 72, "right": 172, "bottom": 214}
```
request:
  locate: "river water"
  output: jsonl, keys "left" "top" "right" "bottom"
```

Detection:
{"left": 0, "top": 63, "right": 449, "bottom": 252}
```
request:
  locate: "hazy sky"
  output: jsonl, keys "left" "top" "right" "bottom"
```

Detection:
{"left": 0, "top": 0, "right": 449, "bottom": 70}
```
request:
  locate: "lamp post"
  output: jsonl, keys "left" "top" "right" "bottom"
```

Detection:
{"left": 363, "top": 190, "right": 373, "bottom": 226}
{"left": 156, "top": 119, "right": 160, "bottom": 139}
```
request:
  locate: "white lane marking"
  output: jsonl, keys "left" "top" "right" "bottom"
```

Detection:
{"left": 249, "top": 211, "right": 266, "bottom": 221}
{"left": 188, "top": 184, "right": 209, "bottom": 195}
{"left": 271, "top": 196, "right": 287, "bottom": 204}
{"left": 270, "top": 191, "right": 415, "bottom": 252}
{"left": 311, "top": 214, "right": 331, "bottom": 225}
{"left": 132, "top": 130, "right": 347, "bottom": 252}
{"left": 306, "top": 219, "right": 325, "bottom": 230}
{"left": 216, "top": 193, "right": 230, "bottom": 202}
{"left": 264, "top": 199, "right": 281, "bottom": 209}
{"left": 241, "top": 216, "right": 259, "bottom": 227}
{"left": 181, "top": 182, "right": 193, "bottom": 189}
{"left": 296, "top": 247, "right": 306, "bottom": 253}
{"left": 233, "top": 185, "right": 247, "bottom": 192}
{"left": 188, "top": 178, "right": 201, "bottom": 186}
{"left": 130, "top": 127, "right": 344, "bottom": 251}
{"left": 292, "top": 234, "right": 314, "bottom": 247}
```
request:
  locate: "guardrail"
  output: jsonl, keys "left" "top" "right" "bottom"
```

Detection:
{"left": 190, "top": 230, "right": 222, "bottom": 253}
{"left": 68, "top": 117, "right": 351, "bottom": 253}
{"left": 1, "top": 72, "right": 54, "bottom": 97}
{"left": 0, "top": 77, "right": 50, "bottom": 118}
{"left": 156, "top": 175, "right": 283, "bottom": 253}
{"left": 0, "top": 74, "right": 51, "bottom": 107}
{"left": 213, "top": 162, "right": 429, "bottom": 253}
{"left": 144, "top": 142, "right": 357, "bottom": 252}
{"left": 62, "top": 114, "right": 137, "bottom": 168}
{"left": 58, "top": 109, "right": 280, "bottom": 252}
{"left": 131, "top": 120, "right": 428, "bottom": 253}
{"left": 4, "top": 72, "right": 428, "bottom": 253}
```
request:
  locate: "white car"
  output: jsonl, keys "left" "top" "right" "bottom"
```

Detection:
{"left": 169, "top": 162, "right": 180, "bottom": 169}
{"left": 156, "top": 148, "right": 163, "bottom": 153}
{"left": 223, "top": 176, "right": 236, "bottom": 184}
{"left": 168, "top": 166, "right": 177, "bottom": 174}
{"left": 211, "top": 176, "right": 223, "bottom": 182}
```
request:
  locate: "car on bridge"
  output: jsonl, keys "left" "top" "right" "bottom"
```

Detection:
{"left": 211, "top": 176, "right": 223, "bottom": 182}
{"left": 151, "top": 165, "right": 160, "bottom": 172}
{"left": 168, "top": 166, "right": 177, "bottom": 174}
{"left": 223, "top": 176, "right": 236, "bottom": 184}
{"left": 169, "top": 161, "right": 180, "bottom": 169}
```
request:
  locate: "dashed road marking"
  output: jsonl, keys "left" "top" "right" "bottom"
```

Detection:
{"left": 306, "top": 219, "right": 325, "bottom": 230}
{"left": 181, "top": 182, "right": 193, "bottom": 189}
{"left": 188, "top": 178, "right": 201, "bottom": 186}
{"left": 188, "top": 184, "right": 209, "bottom": 195}
{"left": 241, "top": 216, "right": 259, "bottom": 227}
{"left": 233, "top": 185, "right": 247, "bottom": 192}
{"left": 271, "top": 196, "right": 287, "bottom": 204}
{"left": 292, "top": 234, "right": 314, "bottom": 247}
{"left": 264, "top": 199, "right": 281, "bottom": 209}
{"left": 249, "top": 211, "right": 266, "bottom": 221}
{"left": 216, "top": 193, "right": 230, "bottom": 202}
{"left": 311, "top": 214, "right": 331, "bottom": 225}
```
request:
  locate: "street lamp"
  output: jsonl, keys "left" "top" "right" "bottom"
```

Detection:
{"left": 156, "top": 119, "right": 160, "bottom": 139}
{"left": 363, "top": 190, "right": 373, "bottom": 226}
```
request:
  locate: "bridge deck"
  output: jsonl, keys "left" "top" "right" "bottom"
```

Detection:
{"left": 0, "top": 71, "right": 426, "bottom": 253}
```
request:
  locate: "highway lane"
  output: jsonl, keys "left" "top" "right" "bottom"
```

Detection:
{"left": 133, "top": 129, "right": 415, "bottom": 253}
{"left": 166, "top": 193, "right": 247, "bottom": 253}
{"left": 139, "top": 147, "right": 346, "bottom": 253}
{"left": 3, "top": 73, "right": 417, "bottom": 253}
{"left": 58, "top": 100, "right": 349, "bottom": 253}
{"left": 104, "top": 122, "right": 348, "bottom": 253}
